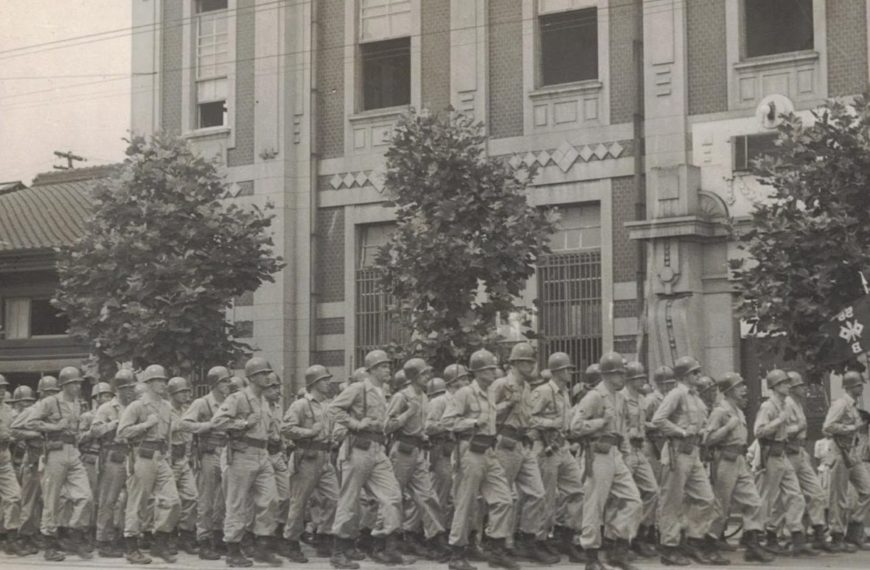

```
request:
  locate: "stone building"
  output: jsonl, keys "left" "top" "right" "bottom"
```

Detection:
{"left": 130, "top": 0, "right": 868, "bottom": 430}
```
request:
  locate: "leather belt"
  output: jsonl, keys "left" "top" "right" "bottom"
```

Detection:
{"left": 458, "top": 433, "right": 496, "bottom": 445}
{"left": 240, "top": 437, "right": 268, "bottom": 449}
{"left": 396, "top": 433, "right": 426, "bottom": 448}
{"left": 46, "top": 433, "right": 77, "bottom": 445}
{"left": 139, "top": 440, "right": 167, "bottom": 452}
{"left": 354, "top": 430, "right": 386, "bottom": 446}
{"left": 717, "top": 444, "right": 747, "bottom": 455}
{"left": 630, "top": 437, "right": 645, "bottom": 448}
{"left": 428, "top": 433, "right": 454, "bottom": 445}
{"left": 499, "top": 425, "right": 527, "bottom": 440}
{"left": 103, "top": 443, "right": 129, "bottom": 452}
{"left": 297, "top": 441, "right": 332, "bottom": 452}
{"left": 595, "top": 434, "right": 623, "bottom": 446}
{"left": 267, "top": 440, "right": 283, "bottom": 455}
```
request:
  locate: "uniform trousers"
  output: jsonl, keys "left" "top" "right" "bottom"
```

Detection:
{"left": 389, "top": 443, "right": 445, "bottom": 538}
{"left": 709, "top": 454, "right": 763, "bottom": 537}
{"left": 269, "top": 452, "right": 291, "bottom": 524}
{"left": 756, "top": 453, "right": 806, "bottom": 534}
{"left": 95, "top": 452, "right": 126, "bottom": 541}
{"left": 535, "top": 441, "right": 584, "bottom": 534}
{"left": 171, "top": 456, "right": 198, "bottom": 532}
{"left": 41, "top": 445, "right": 92, "bottom": 536}
{"left": 580, "top": 446, "right": 641, "bottom": 549}
{"left": 0, "top": 452, "right": 22, "bottom": 531}
{"left": 429, "top": 442, "right": 454, "bottom": 528}
{"left": 494, "top": 440, "right": 547, "bottom": 537}
{"left": 623, "top": 443, "right": 659, "bottom": 527}
{"left": 770, "top": 448, "right": 826, "bottom": 530}
{"left": 332, "top": 442, "right": 401, "bottom": 539}
{"left": 195, "top": 448, "right": 225, "bottom": 541}
{"left": 223, "top": 447, "right": 277, "bottom": 542}
{"left": 658, "top": 445, "right": 716, "bottom": 546}
{"left": 448, "top": 441, "right": 513, "bottom": 547}
{"left": 124, "top": 450, "right": 180, "bottom": 537}
{"left": 828, "top": 447, "right": 870, "bottom": 534}
{"left": 284, "top": 450, "right": 339, "bottom": 540}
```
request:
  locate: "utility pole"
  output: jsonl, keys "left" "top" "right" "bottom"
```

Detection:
{"left": 53, "top": 151, "right": 86, "bottom": 170}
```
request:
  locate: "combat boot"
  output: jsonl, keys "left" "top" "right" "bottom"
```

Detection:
{"left": 252, "top": 535, "right": 282, "bottom": 566}
{"left": 763, "top": 530, "right": 787, "bottom": 555}
{"left": 140, "top": 532, "right": 153, "bottom": 550}
{"left": 314, "top": 534, "right": 334, "bottom": 558}
{"left": 151, "top": 531, "right": 177, "bottom": 563}
{"left": 631, "top": 536, "right": 658, "bottom": 558}
{"left": 584, "top": 548, "right": 605, "bottom": 570}
{"left": 485, "top": 538, "right": 520, "bottom": 570}
{"left": 19, "top": 534, "right": 40, "bottom": 556}
{"left": 199, "top": 538, "right": 222, "bottom": 560}
{"left": 609, "top": 538, "right": 641, "bottom": 570}
{"left": 400, "top": 532, "right": 431, "bottom": 559}
{"left": 226, "top": 542, "right": 253, "bottom": 567}
{"left": 214, "top": 530, "right": 228, "bottom": 554}
{"left": 330, "top": 537, "right": 360, "bottom": 570}
{"left": 178, "top": 529, "right": 199, "bottom": 555}
{"left": 831, "top": 532, "right": 857, "bottom": 553}
{"left": 69, "top": 528, "right": 93, "bottom": 559}
{"left": 448, "top": 545, "right": 476, "bottom": 570}
{"left": 659, "top": 545, "right": 690, "bottom": 566}
{"left": 790, "top": 532, "right": 818, "bottom": 557}
{"left": 714, "top": 531, "right": 736, "bottom": 552}
{"left": 97, "top": 540, "right": 124, "bottom": 558}
{"left": 811, "top": 525, "right": 834, "bottom": 553}
{"left": 552, "top": 526, "right": 585, "bottom": 562}
{"left": 124, "top": 536, "right": 152, "bottom": 565}
{"left": 521, "top": 533, "right": 559, "bottom": 564}
{"left": 846, "top": 521, "right": 870, "bottom": 550}
{"left": 284, "top": 539, "right": 308, "bottom": 563}
{"left": 241, "top": 531, "right": 256, "bottom": 558}
{"left": 467, "top": 531, "right": 487, "bottom": 562}
{"left": 426, "top": 532, "right": 452, "bottom": 562}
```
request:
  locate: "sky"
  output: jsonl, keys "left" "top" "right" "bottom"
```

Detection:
{"left": 0, "top": 0, "right": 131, "bottom": 184}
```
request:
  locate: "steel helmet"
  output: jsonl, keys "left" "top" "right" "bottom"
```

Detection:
{"left": 571, "top": 382, "right": 587, "bottom": 399}
{"left": 266, "top": 372, "right": 281, "bottom": 388}
{"left": 349, "top": 367, "right": 369, "bottom": 384}
{"left": 653, "top": 366, "right": 676, "bottom": 386}
{"left": 583, "top": 363, "right": 601, "bottom": 385}
{"left": 625, "top": 361, "right": 646, "bottom": 381}
{"left": 140, "top": 364, "right": 168, "bottom": 383}
{"left": 403, "top": 358, "right": 431, "bottom": 381}
{"left": 673, "top": 356, "right": 701, "bottom": 378}
{"left": 393, "top": 370, "right": 408, "bottom": 389}
{"left": 305, "top": 365, "right": 333, "bottom": 387}
{"left": 0, "top": 374, "right": 7, "bottom": 388}
{"left": 508, "top": 342, "right": 536, "bottom": 363}
{"left": 698, "top": 376, "right": 717, "bottom": 394}
{"left": 167, "top": 377, "right": 191, "bottom": 395}
{"left": 244, "top": 357, "right": 272, "bottom": 378}
{"left": 91, "top": 382, "right": 114, "bottom": 399}
{"left": 37, "top": 376, "right": 59, "bottom": 395}
{"left": 718, "top": 372, "right": 745, "bottom": 394}
{"left": 207, "top": 366, "right": 232, "bottom": 386}
{"left": 765, "top": 369, "right": 789, "bottom": 389}
{"left": 598, "top": 352, "right": 625, "bottom": 375}
{"left": 443, "top": 364, "right": 470, "bottom": 385}
{"left": 843, "top": 370, "right": 863, "bottom": 389}
{"left": 114, "top": 369, "right": 137, "bottom": 389}
{"left": 297, "top": 386, "right": 307, "bottom": 399}
{"left": 534, "top": 369, "right": 552, "bottom": 385}
{"left": 364, "top": 350, "right": 391, "bottom": 371}
{"left": 427, "top": 377, "right": 447, "bottom": 397}
{"left": 787, "top": 371, "right": 805, "bottom": 389}
{"left": 12, "top": 385, "right": 35, "bottom": 403}
{"left": 547, "top": 352, "right": 573, "bottom": 372}
{"left": 229, "top": 376, "right": 247, "bottom": 392}
{"left": 58, "top": 366, "right": 83, "bottom": 386}
{"left": 469, "top": 349, "right": 498, "bottom": 372}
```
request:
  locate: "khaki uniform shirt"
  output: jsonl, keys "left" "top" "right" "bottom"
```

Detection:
{"left": 443, "top": 380, "right": 497, "bottom": 436}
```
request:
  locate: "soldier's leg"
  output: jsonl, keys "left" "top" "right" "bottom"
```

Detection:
{"left": 224, "top": 451, "right": 259, "bottom": 543}
{"left": 794, "top": 450, "right": 826, "bottom": 528}
{"left": 364, "top": 450, "right": 403, "bottom": 537}
{"left": 731, "top": 458, "right": 764, "bottom": 533}
{"left": 604, "top": 452, "right": 642, "bottom": 541}
{"left": 152, "top": 458, "right": 181, "bottom": 533}
{"left": 580, "top": 448, "right": 616, "bottom": 550}
{"left": 0, "top": 460, "right": 22, "bottom": 532}
{"left": 514, "top": 447, "right": 547, "bottom": 538}
{"left": 172, "top": 462, "right": 197, "bottom": 533}
{"left": 657, "top": 450, "right": 691, "bottom": 547}
{"left": 272, "top": 455, "right": 290, "bottom": 525}
{"left": 195, "top": 451, "right": 221, "bottom": 541}
{"left": 776, "top": 459, "right": 807, "bottom": 537}
{"left": 828, "top": 451, "right": 850, "bottom": 535}
{"left": 480, "top": 452, "right": 514, "bottom": 541}
{"left": 554, "top": 447, "right": 584, "bottom": 531}
{"left": 535, "top": 443, "right": 559, "bottom": 537}
{"left": 40, "top": 450, "right": 68, "bottom": 536}
{"left": 19, "top": 463, "right": 40, "bottom": 537}
{"left": 250, "top": 453, "right": 278, "bottom": 538}
{"left": 125, "top": 454, "right": 158, "bottom": 537}
{"left": 758, "top": 454, "right": 789, "bottom": 532}
{"left": 683, "top": 455, "right": 717, "bottom": 541}
{"left": 314, "top": 461, "right": 339, "bottom": 537}
{"left": 626, "top": 447, "right": 659, "bottom": 528}
{"left": 847, "top": 461, "right": 870, "bottom": 526}
{"left": 96, "top": 458, "right": 126, "bottom": 542}
{"left": 405, "top": 451, "right": 445, "bottom": 539}
{"left": 285, "top": 453, "right": 324, "bottom": 541}
{"left": 64, "top": 455, "right": 95, "bottom": 532}
{"left": 448, "top": 442, "right": 486, "bottom": 546}
{"left": 709, "top": 456, "right": 741, "bottom": 538}
{"left": 332, "top": 448, "right": 374, "bottom": 539}
{"left": 430, "top": 444, "right": 453, "bottom": 527}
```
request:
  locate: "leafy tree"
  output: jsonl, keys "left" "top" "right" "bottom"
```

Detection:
{"left": 731, "top": 95, "right": 870, "bottom": 379}
{"left": 374, "top": 110, "right": 556, "bottom": 370}
{"left": 53, "top": 133, "right": 283, "bottom": 377}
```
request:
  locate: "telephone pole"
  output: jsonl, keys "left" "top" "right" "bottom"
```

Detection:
{"left": 53, "top": 150, "right": 86, "bottom": 170}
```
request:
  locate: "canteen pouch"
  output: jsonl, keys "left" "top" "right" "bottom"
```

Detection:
{"left": 677, "top": 440, "right": 696, "bottom": 454}
{"left": 137, "top": 447, "right": 157, "bottom": 460}
{"left": 469, "top": 439, "right": 490, "bottom": 454}
{"left": 45, "top": 441, "right": 64, "bottom": 452}
{"left": 396, "top": 441, "right": 415, "bottom": 455}
{"left": 497, "top": 436, "right": 518, "bottom": 451}
{"left": 171, "top": 446, "right": 187, "bottom": 461}
{"left": 352, "top": 437, "right": 372, "bottom": 451}
{"left": 302, "top": 450, "right": 320, "bottom": 460}
{"left": 108, "top": 450, "right": 126, "bottom": 464}
{"left": 591, "top": 441, "right": 612, "bottom": 454}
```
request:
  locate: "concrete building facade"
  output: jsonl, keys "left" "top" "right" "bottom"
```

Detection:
{"left": 130, "top": 0, "right": 869, "bottom": 413}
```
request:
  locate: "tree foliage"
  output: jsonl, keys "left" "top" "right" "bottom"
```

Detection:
{"left": 53, "top": 133, "right": 283, "bottom": 377}
{"left": 731, "top": 95, "right": 870, "bottom": 379}
{"left": 374, "top": 110, "right": 556, "bottom": 370}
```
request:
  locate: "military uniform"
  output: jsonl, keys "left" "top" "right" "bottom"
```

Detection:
{"left": 170, "top": 400, "right": 200, "bottom": 548}
{"left": 424, "top": 388, "right": 454, "bottom": 527}
{"left": 0, "top": 399, "right": 23, "bottom": 544}
{"left": 621, "top": 384, "right": 659, "bottom": 533}
{"left": 267, "top": 400, "right": 291, "bottom": 529}
{"left": 10, "top": 405, "right": 43, "bottom": 542}
{"left": 642, "top": 390, "right": 665, "bottom": 482}
{"left": 77, "top": 409, "right": 101, "bottom": 531}
{"left": 91, "top": 395, "right": 130, "bottom": 547}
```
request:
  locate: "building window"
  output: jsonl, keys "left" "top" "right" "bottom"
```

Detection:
{"left": 733, "top": 132, "right": 779, "bottom": 172}
{"left": 355, "top": 223, "right": 409, "bottom": 368}
{"left": 539, "top": 8, "right": 598, "bottom": 86}
{"left": 537, "top": 204, "right": 602, "bottom": 386}
{"left": 196, "top": 0, "right": 229, "bottom": 128}
{"left": 2, "top": 297, "right": 68, "bottom": 339}
{"left": 361, "top": 37, "right": 411, "bottom": 111}
{"left": 744, "top": 0, "right": 814, "bottom": 58}
{"left": 360, "top": 0, "right": 411, "bottom": 42}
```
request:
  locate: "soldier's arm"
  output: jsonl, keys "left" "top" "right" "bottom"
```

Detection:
{"left": 281, "top": 400, "right": 317, "bottom": 440}
{"left": 753, "top": 401, "right": 783, "bottom": 438}
{"left": 528, "top": 386, "right": 560, "bottom": 429}
{"left": 443, "top": 389, "right": 475, "bottom": 433}
{"left": 181, "top": 399, "right": 214, "bottom": 432}
{"left": 491, "top": 380, "right": 516, "bottom": 421}
{"left": 384, "top": 391, "right": 409, "bottom": 434}
{"left": 703, "top": 408, "right": 731, "bottom": 446}
{"left": 785, "top": 399, "right": 805, "bottom": 435}
{"left": 329, "top": 384, "right": 365, "bottom": 431}
{"left": 78, "top": 413, "right": 98, "bottom": 443}
{"left": 116, "top": 402, "right": 149, "bottom": 440}
{"left": 90, "top": 404, "right": 118, "bottom": 438}
{"left": 12, "top": 398, "right": 61, "bottom": 433}
{"left": 650, "top": 390, "right": 688, "bottom": 437}
{"left": 424, "top": 397, "right": 447, "bottom": 435}
{"left": 823, "top": 399, "right": 855, "bottom": 435}
{"left": 211, "top": 395, "right": 248, "bottom": 433}
{"left": 570, "top": 392, "right": 606, "bottom": 437}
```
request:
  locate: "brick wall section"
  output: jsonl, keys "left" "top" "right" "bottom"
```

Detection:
{"left": 315, "top": 207, "right": 345, "bottom": 302}
{"left": 609, "top": 0, "right": 638, "bottom": 124}
{"left": 489, "top": 0, "right": 523, "bottom": 138}
{"left": 613, "top": 300, "right": 637, "bottom": 319}
{"left": 314, "top": 350, "right": 345, "bottom": 367}
{"left": 686, "top": 0, "right": 728, "bottom": 115}
{"left": 611, "top": 176, "right": 639, "bottom": 283}
{"left": 827, "top": 0, "right": 868, "bottom": 97}
{"left": 422, "top": 0, "right": 451, "bottom": 114}
{"left": 161, "top": 0, "right": 183, "bottom": 133}
{"left": 318, "top": 0, "right": 345, "bottom": 159}
{"left": 316, "top": 317, "right": 345, "bottom": 335}
{"left": 228, "top": 0, "right": 256, "bottom": 166}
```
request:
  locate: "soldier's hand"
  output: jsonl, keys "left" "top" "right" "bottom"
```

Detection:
{"left": 358, "top": 417, "right": 373, "bottom": 430}
{"left": 309, "top": 422, "right": 323, "bottom": 434}
{"left": 726, "top": 416, "right": 741, "bottom": 430}
{"left": 144, "top": 414, "right": 159, "bottom": 428}
{"left": 245, "top": 414, "right": 261, "bottom": 429}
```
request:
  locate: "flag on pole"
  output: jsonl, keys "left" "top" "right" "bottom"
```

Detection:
{"left": 821, "top": 294, "right": 870, "bottom": 365}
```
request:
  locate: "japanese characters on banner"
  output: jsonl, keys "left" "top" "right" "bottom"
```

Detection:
{"left": 822, "top": 294, "right": 870, "bottom": 365}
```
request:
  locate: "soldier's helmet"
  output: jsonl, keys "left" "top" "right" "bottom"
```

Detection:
{"left": 443, "top": 364, "right": 470, "bottom": 385}
{"left": 364, "top": 350, "right": 391, "bottom": 372}
{"left": 244, "top": 357, "right": 272, "bottom": 379}
{"left": 843, "top": 370, "right": 863, "bottom": 389}
{"left": 167, "top": 377, "right": 191, "bottom": 395}
{"left": 58, "top": 366, "right": 84, "bottom": 386}
{"left": 229, "top": 376, "right": 247, "bottom": 393}
{"left": 508, "top": 342, "right": 536, "bottom": 363}
{"left": 765, "top": 369, "right": 789, "bottom": 389}
{"left": 625, "top": 361, "right": 646, "bottom": 381}
{"left": 12, "top": 385, "right": 36, "bottom": 403}
{"left": 403, "top": 358, "right": 431, "bottom": 381}
{"left": 0, "top": 374, "right": 7, "bottom": 388}
{"left": 349, "top": 367, "right": 369, "bottom": 384}
{"left": 673, "top": 356, "right": 701, "bottom": 378}
{"left": 392, "top": 370, "right": 408, "bottom": 390}
{"left": 140, "top": 364, "right": 168, "bottom": 383}
{"left": 91, "top": 382, "right": 114, "bottom": 399}
{"left": 468, "top": 349, "right": 498, "bottom": 372}
{"left": 427, "top": 377, "right": 447, "bottom": 397}
{"left": 207, "top": 366, "right": 232, "bottom": 386}
{"left": 598, "top": 352, "right": 625, "bottom": 375}
{"left": 37, "top": 376, "right": 60, "bottom": 395}
{"left": 718, "top": 372, "right": 745, "bottom": 394}
{"left": 114, "top": 369, "right": 138, "bottom": 390}
{"left": 653, "top": 366, "right": 676, "bottom": 386}
{"left": 547, "top": 352, "right": 573, "bottom": 372}
{"left": 787, "top": 371, "right": 805, "bottom": 389}
{"left": 583, "top": 364, "right": 601, "bottom": 386}
{"left": 305, "top": 365, "right": 333, "bottom": 387}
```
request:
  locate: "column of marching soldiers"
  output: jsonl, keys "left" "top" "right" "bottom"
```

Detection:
{"left": 1, "top": 344, "right": 870, "bottom": 569}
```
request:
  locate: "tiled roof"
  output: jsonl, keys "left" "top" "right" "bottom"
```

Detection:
{"left": 0, "top": 165, "right": 118, "bottom": 253}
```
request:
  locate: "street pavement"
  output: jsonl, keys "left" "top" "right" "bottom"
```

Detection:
{"left": 1, "top": 547, "right": 870, "bottom": 570}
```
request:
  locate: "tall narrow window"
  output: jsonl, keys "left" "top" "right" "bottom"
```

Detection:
{"left": 744, "top": 0, "right": 813, "bottom": 58}
{"left": 359, "top": 0, "right": 412, "bottom": 111}
{"left": 196, "top": 0, "right": 229, "bottom": 128}
{"left": 539, "top": 8, "right": 598, "bottom": 86}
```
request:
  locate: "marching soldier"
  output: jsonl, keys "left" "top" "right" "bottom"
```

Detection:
{"left": 571, "top": 352, "right": 641, "bottom": 570}
{"left": 528, "top": 352, "right": 585, "bottom": 562}
{"left": 442, "top": 349, "right": 517, "bottom": 570}
{"left": 183, "top": 365, "right": 233, "bottom": 559}
{"left": 651, "top": 356, "right": 726, "bottom": 565}
{"left": 754, "top": 369, "right": 810, "bottom": 555}
{"left": 211, "top": 357, "right": 282, "bottom": 567}
{"left": 79, "top": 381, "right": 115, "bottom": 549}
{"left": 621, "top": 362, "right": 659, "bottom": 558}
{"left": 91, "top": 369, "right": 138, "bottom": 558}
{"left": 281, "top": 365, "right": 340, "bottom": 563}
{"left": 0, "top": 374, "right": 26, "bottom": 556}
{"left": 643, "top": 366, "right": 675, "bottom": 485}
{"left": 167, "top": 377, "right": 201, "bottom": 555}
{"left": 704, "top": 373, "right": 773, "bottom": 563}
{"left": 386, "top": 358, "right": 447, "bottom": 557}
{"left": 489, "top": 342, "right": 555, "bottom": 564}
{"left": 823, "top": 370, "right": 870, "bottom": 550}
{"left": 12, "top": 367, "right": 94, "bottom": 562}
{"left": 117, "top": 364, "right": 181, "bottom": 564}
{"left": 328, "top": 349, "right": 406, "bottom": 568}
